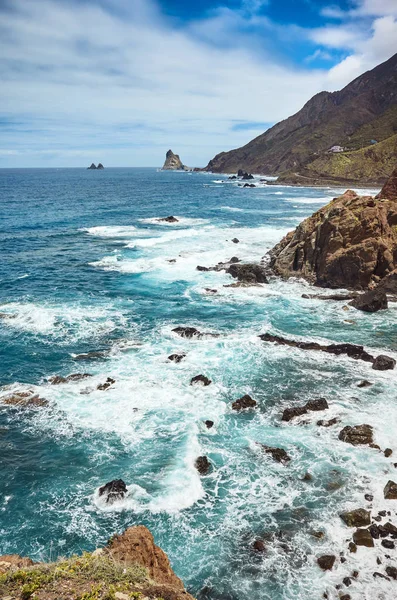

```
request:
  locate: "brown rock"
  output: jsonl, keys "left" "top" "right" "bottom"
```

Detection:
{"left": 107, "top": 526, "right": 188, "bottom": 591}
{"left": 353, "top": 528, "right": 374, "bottom": 547}
{"left": 349, "top": 289, "right": 388, "bottom": 312}
{"left": 317, "top": 555, "right": 336, "bottom": 570}
{"left": 168, "top": 353, "right": 186, "bottom": 363}
{"left": 385, "top": 448, "right": 393, "bottom": 457}
{"left": 268, "top": 186, "right": 397, "bottom": 290}
{"left": 252, "top": 539, "right": 266, "bottom": 552}
{"left": 2, "top": 393, "right": 48, "bottom": 408}
{"left": 227, "top": 263, "right": 268, "bottom": 284}
{"left": 340, "top": 508, "right": 371, "bottom": 527}
{"left": 357, "top": 380, "right": 373, "bottom": 388}
{"left": 97, "top": 377, "right": 115, "bottom": 391}
{"left": 258, "top": 444, "right": 291, "bottom": 465}
{"left": 338, "top": 424, "right": 374, "bottom": 446}
{"left": 0, "top": 554, "right": 34, "bottom": 573}
{"left": 376, "top": 165, "right": 397, "bottom": 201}
{"left": 195, "top": 456, "right": 211, "bottom": 475}
{"left": 232, "top": 394, "right": 257, "bottom": 411}
{"left": 372, "top": 355, "right": 396, "bottom": 371}
{"left": 384, "top": 480, "right": 397, "bottom": 499}
{"left": 190, "top": 374, "right": 212, "bottom": 386}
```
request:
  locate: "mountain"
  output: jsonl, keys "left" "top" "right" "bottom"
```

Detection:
{"left": 204, "top": 53, "right": 397, "bottom": 184}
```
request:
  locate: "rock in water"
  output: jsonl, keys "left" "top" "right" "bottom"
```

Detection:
{"left": 87, "top": 163, "right": 97, "bottom": 169}
{"left": 372, "top": 355, "right": 396, "bottom": 371}
{"left": 258, "top": 444, "right": 291, "bottom": 464}
{"left": 353, "top": 528, "right": 374, "bottom": 547}
{"left": 317, "top": 555, "right": 336, "bottom": 570}
{"left": 268, "top": 182, "right": 397, "bottom": 289}
{"left": 227, "top": 263, "right": 268, "bottom": 284}
{"left": 232, "top": 394, "right": 257, "bottom": 411}
{"left": 162, "top": 149, "right": 187, "bottom": 171}
{"left": 349, "top": 289, "right": 388, "bottom": 312}
{"left": 338, "top": 424, "right": 374, "bottom": 446}
{"left": 340, "top": 509, "right": 371, "bottom": 527}
{"left": 190, "top": 374, "right": 212, "bottom": 386}
{"left": 98, "top": 479, "right": 127, "bottom": 504}
{"left": 195, "top": 456, "right": 211, "bottom": 475}
{"left": 158, "top": 215, "right": 179, "bottom": 223}
{"left": 384, "top": 480, "right": 397, "bottom": 499}
{"left": 97, "top": 163, "right": 104, "bottom": 169}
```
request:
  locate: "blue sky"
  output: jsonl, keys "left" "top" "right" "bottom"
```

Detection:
{"left": 0, "top": 0, "right": 397, "bottom": 167}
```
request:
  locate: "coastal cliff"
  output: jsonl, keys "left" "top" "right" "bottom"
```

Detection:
{"left": 0, "top": 526, "right": 194, "bottom": 600}
{"left": 268, "top": 166, "right": 397, "bottom": 290}
{"left": 204, "top": 52, "right": 397, "bottom": 185}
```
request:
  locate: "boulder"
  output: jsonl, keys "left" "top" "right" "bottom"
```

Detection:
{"left": 386, "top": 566, "right": 397, "bottom": 579}
{"left": 195, "top": 456, "right": 211, "bottom": 475}
{"left": 317, "top": 555, "right": 336, "bottom": 570}
{"left": 98, "top": 479, "right": 127, "bottom": 504}
{"left": 268, "top": 184, "right": 397, "bottom": 290}
{"left": 384, "top": 480, "right": 397, "bottom": 499}
{"left": 231, "top": 238, "right": 240, "bottom": 243}
{"left": 385, "top": 448, "right": 393, "bottom": 457}
{"left": 357, "top": 380, "right": 373, "bottom": 388}
{"left": 259, "top": 444, "right": 291, "bottom": 465}
{"left": 168, "top": 353, "right": 186, "bottom": 363}
{"left": 190, "top": 374, "right": 212, "bottom": 386}
{"left": 232, "top": 394, "right": 257, "bottom": 411}
{"left": 340, "top": 509, "right": 371, "bottom": 527}
{"left": 338, "top": 424, "right": 374, "bottom": 446}
{"left": 252, "top": 539, "right": 266, "bottom": 552}
{"left": 381, "top": 539, "right": 395, "bottom": 549}
{"left": 376, "top": 269, "right": 397, "bottom": 296}
{"left": 372, "top": 355, "right": 396, "bottom": 371}
{"left": 243, "top": 183, "right": 256, "bottom": 188}
{"left": 227, "top": 263, "right": 268, "bottom": 284}
{"left": 172, "top": 327, "right": 200, "bottom": 338}
{"left": 158, "top": 216, "right": 179, "bottom": 223}
{"left": 97, "top": 377, "right": 116, "bottom": 391}
{"left": 282, "top": 397, "right": 329, "bottom": 421}
{"left": 349, "top": 289, "right": 388, "bottom": 312}
{"left": 204, "top": 420, "right": 214, "bottom": 429}
{"left": 353, "top": 528, "right": 374, "bottom": 547}
{"left": 305, "top": 398, "right": 329, "bottom": 411}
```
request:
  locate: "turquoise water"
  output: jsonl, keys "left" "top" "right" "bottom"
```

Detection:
{"left": 1, "top": 168, "right": 396, "bottom": 599}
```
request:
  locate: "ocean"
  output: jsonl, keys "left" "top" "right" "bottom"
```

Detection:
{"left": 1, "top": 167, "right": 396, "bottom": 600}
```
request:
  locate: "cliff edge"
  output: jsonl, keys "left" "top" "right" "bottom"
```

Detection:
{"left": 0, "top": 526, "right": 195, "bottom": 600}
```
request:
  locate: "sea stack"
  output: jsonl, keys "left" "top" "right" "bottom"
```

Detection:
{"left": 87, "top": 163, "right": 97, "bottom": 169}
{"left": 162, "top": 149, "right": 187, "bottom": 171}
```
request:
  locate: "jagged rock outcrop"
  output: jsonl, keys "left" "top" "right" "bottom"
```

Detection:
{"left": 87, "top": 163, "right": 97, "bottom": 169}
{"left": 376, "top": 164, "right": 397, "bottom": 200}
{"left": 0, "top": 526, "right": 195, "bottom": 600}
{"left": 268, "top": 180, "right": 397, "bottom": 290}
{"left": 162, "top": 149, "right": 188, "bottom": 171}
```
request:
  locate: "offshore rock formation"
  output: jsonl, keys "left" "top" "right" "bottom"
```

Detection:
{"left": 204, "top": 53, "right": 397, "bottom": 185}
{"left": 0, "top": 526, "right": 195, "bottom": 600}
{"left": 268, "top": 168, "right": 397, "bottom": 290}
{"left": 162, "top": 149, "right": 188, "bottom": 171}
{"left": 87, "top": 163, "right": 104, "bottom": 170}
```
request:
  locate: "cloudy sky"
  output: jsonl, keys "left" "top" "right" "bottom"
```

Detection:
{"left": 1, "top": 0, "right": 397, "bottom": 168}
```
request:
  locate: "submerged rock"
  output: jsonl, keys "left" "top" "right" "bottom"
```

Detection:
{"left": 2, "top": 392, "right": 48, "bottom": 408}
{"left": 252, "top": 539, "right": 266, "bottom": 552}
{"left": 357, "top": 380, "right": 373, "bottom": 388}
{"left": 340, "top": 508, "right": 371, "bottom": 527}
{"left": 97, "top": 377, "right": 116, "bottom": 391}
{"left": 258, "top": 444, "right": 291, "bottom": 465}
{"left": 195, "top": 456, "right": 211, "bottom": 475}
{"left": 190, "top": 374, "right": 212, "bottom": 386}
{"left": 158, "top": 215, "right": 179, "bottom": 223}
{"left": 282, "top": 398, "right": 329, "bottom": 421}
{"left": 168, "top": 353, "right": 186, "bottom": 363}
{"left": 317, "top": 417, "right": 339, "bottom": 427}
{"left": 338, "top": 424, "right": 374, "bottom": 446}
{"left": 74, "top": 350, "right": 108, "bottom": 360}
{"left": 317, "top": 555, "right": 336, "bottom": 570}
{"left": 232, "top": 394, "right": 257, "bottom": 411}
{"left": 98, "top": 479, "right": 127, "bottom": 504}
{"left": 231, "top": 238, "right": 240, "bottom": 243}
{"left": 384, "top": 480, "right": 397, "bottom": 499}
{"left": 172, "top": 326, "right": 219, "bottom": 339}
{"left": 49, "top": 373, "right": 92, "bottom": 384}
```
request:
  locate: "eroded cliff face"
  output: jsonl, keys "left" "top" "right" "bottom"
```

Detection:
{"left": 268, "top": 168, "right": 397, "bottom": 290}
{"left": 0, "top": 526, "right": 195, "bottom": 600}
{"left": 162, "top": 149, "right": 186, "bottom": 170}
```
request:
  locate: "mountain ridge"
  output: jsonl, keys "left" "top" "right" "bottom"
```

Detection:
{"left": 204, "top": 53, "right": 397, "bottom": 183}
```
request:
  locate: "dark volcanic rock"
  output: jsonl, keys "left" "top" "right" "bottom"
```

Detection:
{"left": 381, "top": 539, "right": 395, "bottom": 549}
{"left": 349, "top": 289, "right": 388, "bottom": 312}
{"left": 260, "top": 333, "right": 375, "bottom": 363}
{"left": 87, "top": 163, "right": 97, "bottom": 169}
{"left": 158, "top": 216, "right": 179, "bottom": 223}
{"left": 282, "top": 398, "right": 328, "bottom": 421}
{"left": 195, "top": 456, "right": 211, "bottom": 475}
{"left": 97, "top": 163, "right": 104, "bottom": 169}
{"left": 97, "top": 377, "right": 115, "bottom": 391}
{"left": 372, "top": 355, "right": 396, "bottom": 371}
{"left": 168, "top": 353, "right": 186, "bottom": 363}
{"left": 385, "top": 448, "right": 393, "bottom": 457}
{"left": 259, "top": 444, "right": 291, "bottom": 465}
{"left": 317, "top": 555, "right": 336, "bottom": 571}
{"left": 353, "top": 528, "right": 374, "bottom": 547}
{"left": 317, "top": 417, "right": 339, "bottom": 427}
{"left": 98, "top": 479, "right": 127, "bottom": 504}
{"left": 227, "top": 263, "right": 268, "bottom": 284}
{"left": 358, "top": 380, "right": 373, "bottom": 388}
{"left": 190, "top": 374, "right": 212, "bottom": 386}
{"left": 340, "top": 508, "right": 371, "bottom": 527}
{"left": 172, "top": 326, "right": 219, "bottom": 339}
{"left": 232, "top": 394, "right": 257, "bottom": 411}
{"left": 338, "top": 424, "right": 374, "bottom": 446}
{"left": 231, "top": 238, "right": 240, "bottom": 243}
{"left": 384, "top": 480, "right": 397, "bottom": 499}
{"left": 252, "top": 539, "right": 266, "bottom": 552}
{"left": 204, "top": 420, "right": 214, "bottom": 429}
{"left": 386, "top": 566, "right": 397, "bottom": 579}
{"left": 49, "top": 373, "right": 92, "bottom": 384}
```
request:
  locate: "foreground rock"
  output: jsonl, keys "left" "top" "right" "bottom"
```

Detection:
{"left": 162, "top": 149, "right": 189, "bottom": 171}
{"left": 227, "top": 263, "right": 268, "bottom": 284}
{"left": 340, "top": 509, "right": 371, "bottom": 527}
{"left": 268, "top": 174, "right": 397, "bottom": 289}
{"left": 317, "top": 555, "right": 336, "bottom": 571}
{"left": 282, "top": 398, "right": 328, "bottom": 421}
{"left": 353, "top": 528, "right": 374, "bottom": 547}
{"left": 349, "top": 289, "right": 388, "bottom": 312}
{"left": 98, "top": 479, "right": 127, "bottom": 504}
{"left": 338, "top": 424, "right": 374, "bottom": 446}
{"left": 260, "top": 333, "right": 395, "bottom": 370}
{"left": 384, "top": 480, "right": 397, "bottom": 499}
{"left": 0, "top": 526, "right": 195, "bottom": 600}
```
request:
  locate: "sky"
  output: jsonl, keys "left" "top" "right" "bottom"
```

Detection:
{"left": 1, "top": 0, "right": 397, "bottom": 168}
